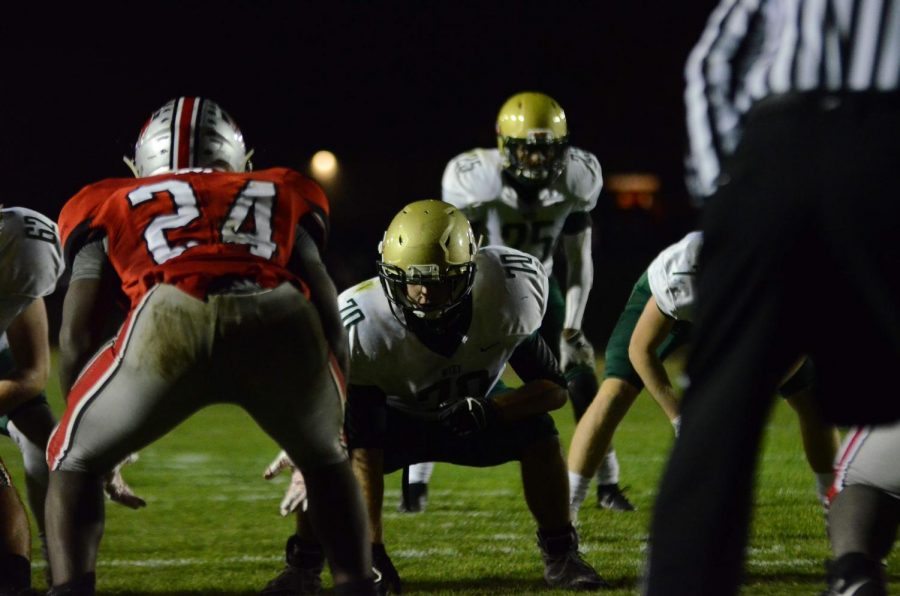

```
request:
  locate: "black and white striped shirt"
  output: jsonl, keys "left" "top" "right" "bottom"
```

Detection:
{"left": 685, "top": 0, "right": 900, "bottom": 198}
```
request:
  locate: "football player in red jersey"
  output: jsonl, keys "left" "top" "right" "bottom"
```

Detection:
{"left": 44, "top": 97, "right": 375, "bottom": 596}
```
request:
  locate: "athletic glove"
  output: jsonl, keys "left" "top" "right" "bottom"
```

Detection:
{"left": 437, "top": 396, "right": 496, "bottom": 436}
{"left": 104, "top": 453, "right": 147, "bottom": 509}
{"left": 263, "top": 450, "right": 308, "bottom": 516}
{"left": 559, "top": 329, "right": 595, "bottom": 371}
{"left": 373, "top": 543, "right": 402, "bottom": 595}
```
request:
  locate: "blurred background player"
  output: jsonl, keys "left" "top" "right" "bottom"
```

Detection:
{"left": 0, "top": 206, "right": 64, "bottom": 596}
{"left": 264, "top": 200, "right": 607, "bottom": 593}
{"left": 824, "top": 421, "right": 900, "bottom": 595}
{"left": 45, "top": 97, "right": 374, "bottom": 596}
{"left": 567, "top": 232, "right": 839, "bottom": 518}
{"left": 407, "top": 91, "right": 630, "bottom": 514}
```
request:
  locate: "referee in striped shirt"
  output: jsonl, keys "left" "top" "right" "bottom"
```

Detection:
{"left": 646, "top": 1, "right": 900, "bottom": 594}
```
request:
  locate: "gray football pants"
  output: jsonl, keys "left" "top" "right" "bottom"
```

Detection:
{"left": 47, "top": 282, "right": 346, "bottom": 474}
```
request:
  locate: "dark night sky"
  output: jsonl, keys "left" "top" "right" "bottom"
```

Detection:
{"left": 2, "top": 1, "right": 718, "bottom": 339}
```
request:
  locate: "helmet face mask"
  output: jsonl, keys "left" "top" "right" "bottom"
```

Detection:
{"left": 502, "top": 134, "right": 569, "bottom": 185}
{"left": 131, "top": 97, "right": 250, "bottom": 177}
{"left": 496, "top": 92, "right": 569, "bottom": 186}
{"left": 377, "top": 200, "right": 478, "bottom": 326}
{"left": 378, "top": 261, "right": 477, "bottom": 321}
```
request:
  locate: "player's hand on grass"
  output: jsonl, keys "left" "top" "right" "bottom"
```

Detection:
{"left": 437, "top": 396, "right": 496, "bottom": 436}
{"left": 560, "top": 328, "right": 595, "bottom": 371}
{"left": 263, "top": 450, "right": 308, "bottom": 516}
{"left": 104, "top": 453, "right": 147, "bottom": 509}
{"left": 372, "top": 543, "right": 401, "bottom": 594}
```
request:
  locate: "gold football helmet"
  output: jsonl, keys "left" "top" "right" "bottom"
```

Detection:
{"left": 496, "top": 91, "right": 569, "bottom": 185}
{"left": 378, "top": 200, "right": 477, "bottom": 321}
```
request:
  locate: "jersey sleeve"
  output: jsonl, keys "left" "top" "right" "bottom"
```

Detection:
{"left": 564, "top": 148, "right": 603, "bottom": 212}
{"left": 280, "top": 168, "right": 330, "bottom": 252}
{"left": 477, "top": 246, "right": 549, "bottom": 337}
{"left": 58, "top": 182, "right": 114, "bottom": 271}
{"left": 646, "top": 231, "right": 703, "bottom": 321}
{"left": 338, "top": 281, "right": 382, "bottom": 387}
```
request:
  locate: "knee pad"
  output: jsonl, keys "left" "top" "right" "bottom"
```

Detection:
{"left": 7, "top": 420, "right": 49, "bottom": 487}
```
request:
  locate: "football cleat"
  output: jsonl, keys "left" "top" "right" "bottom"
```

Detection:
{"left": 537, "top": 525, "right": 609, "bottom": 591}
{"left": 261, "top": 535, "right": 325, "bottom": 595}
{"left": 397, "top": 481, "right": 428, "bottom": 513}
{"left": 45, "top": 572, "right": 95, "bottom": 596}
{"left": 597, "top": 483, "right": 636, "bottom": 512}
{"left": 821, "top": 554, "right": 886, "bottom": 596}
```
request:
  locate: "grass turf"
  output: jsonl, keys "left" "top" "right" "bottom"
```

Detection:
{"left": 1, "top": 356, "right": 898, "bottom": 595}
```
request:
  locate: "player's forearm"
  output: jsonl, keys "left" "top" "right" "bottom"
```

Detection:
{"left": 629, "top": 348, "right": 680, "bottom": 420}
{"left": 351, "top": 448, "right": 385, "bottom": 543}
{"left": 491, "top": 379, "right": 567, "bottom": 422}
{"left": 59, "top": 317, "right": 113, "bottom": 398}
{"left": 0, "top": 375, "right": 45, "bottom": 417}
{"left": 305, "top": 264, "right": 349, "bottom": 374}
{"left": 562, "top": 229, "right": 593, "bottom": 330}
{"left": 1, "top": 298, "right": 51, "bottom": 415}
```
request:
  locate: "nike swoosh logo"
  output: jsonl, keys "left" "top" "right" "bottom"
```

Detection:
{"left": 480, "top": 342, "right": 500, "bottom": 352}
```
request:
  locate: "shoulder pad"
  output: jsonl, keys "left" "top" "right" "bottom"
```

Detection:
{"left": 0, "top": 207, "right": 64, "bottom": 297}
{"left": 563, "top": 147, "right": 603, "bottom": 212}
{"left": 442, "top": 148, "right": 503, "bottom": 208}
{"left": 475, "top": 246, "right": 549, "bottom": 335}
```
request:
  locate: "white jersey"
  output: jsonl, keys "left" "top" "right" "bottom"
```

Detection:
{"left": 0, "top": 207, "right": 64, "bottom": 334}
{"left": 442, "top": 147, "right": 602, "bottom": 271}
{"left": 339, "top": 246, "right": 548, "bottom": 418}
{"left": 647, "top": 231, "right": 703, "bottom": 322}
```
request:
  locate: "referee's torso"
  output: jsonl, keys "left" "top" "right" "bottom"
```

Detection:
{"left": 685, "top": 0, "right": 900, "bottom": 199}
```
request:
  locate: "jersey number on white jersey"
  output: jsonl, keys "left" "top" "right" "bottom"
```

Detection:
{"left": 417, "top": 369, "right": 491, "bottom": 409}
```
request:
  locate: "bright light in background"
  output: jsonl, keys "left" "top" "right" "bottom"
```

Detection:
{"left": 310, "top": 150, "right": 338, "bottom": 180}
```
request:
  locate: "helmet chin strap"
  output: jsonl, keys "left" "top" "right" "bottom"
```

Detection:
{"left": 122, "top": 156, "right": 140, "bottom": 177}
{"left": 242, "top": 148, "right": 255, "bottom": 172}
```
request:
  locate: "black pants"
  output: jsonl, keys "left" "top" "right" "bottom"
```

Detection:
{"left": 646, "top": 92, "right": 900, "bottom": 595}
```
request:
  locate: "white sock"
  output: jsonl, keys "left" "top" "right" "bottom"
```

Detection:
{"left": 815, "top": 471, "right": 835, "bottom": 505}
{"left": 595, "top": 449, "right": 620, "bottom": 486}
{"left": 671, "top": 416, "right": 682, "bottom": 437}
{"left": 568, "top": 471, "right": 592, "bottom": 514}
{"left": 408, "top": 462, "right": 435, "bottom": 484}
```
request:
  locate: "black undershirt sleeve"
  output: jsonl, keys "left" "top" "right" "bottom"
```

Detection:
{"left": 345, "top": 384, "right": 388, "bottom": 450}
{"left": 561, "top": 211, "right": 592, "bottom": 235}
{"left": 507, "top": 331, "right": 567, "bottom": 388}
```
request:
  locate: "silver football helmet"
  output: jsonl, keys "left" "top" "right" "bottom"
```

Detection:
{"left": 129, "top": 97, "right": 250, "bottom": 177}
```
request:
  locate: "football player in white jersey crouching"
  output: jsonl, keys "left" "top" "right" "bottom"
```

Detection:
{"left": 263, "top": 200, "right": 607, "bottom": 594}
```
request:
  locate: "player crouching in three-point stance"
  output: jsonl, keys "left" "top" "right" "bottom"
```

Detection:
{"left": 263, "top": 200, "right": 607, "bottom": 594}
{"left": 44, "top": 97, "right": 375, "bottom": 596}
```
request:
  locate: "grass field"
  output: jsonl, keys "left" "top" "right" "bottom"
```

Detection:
{"left": 1, "top": 356, "right": 897, "bottom": 595}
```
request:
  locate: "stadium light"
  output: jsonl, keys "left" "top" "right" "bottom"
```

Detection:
{"left": 310, "top": 150, "right": 338, "bottom": 181}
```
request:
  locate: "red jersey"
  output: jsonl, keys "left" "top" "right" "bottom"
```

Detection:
{"left": 58, "top": 167, "right": 329, "bottom": 308}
